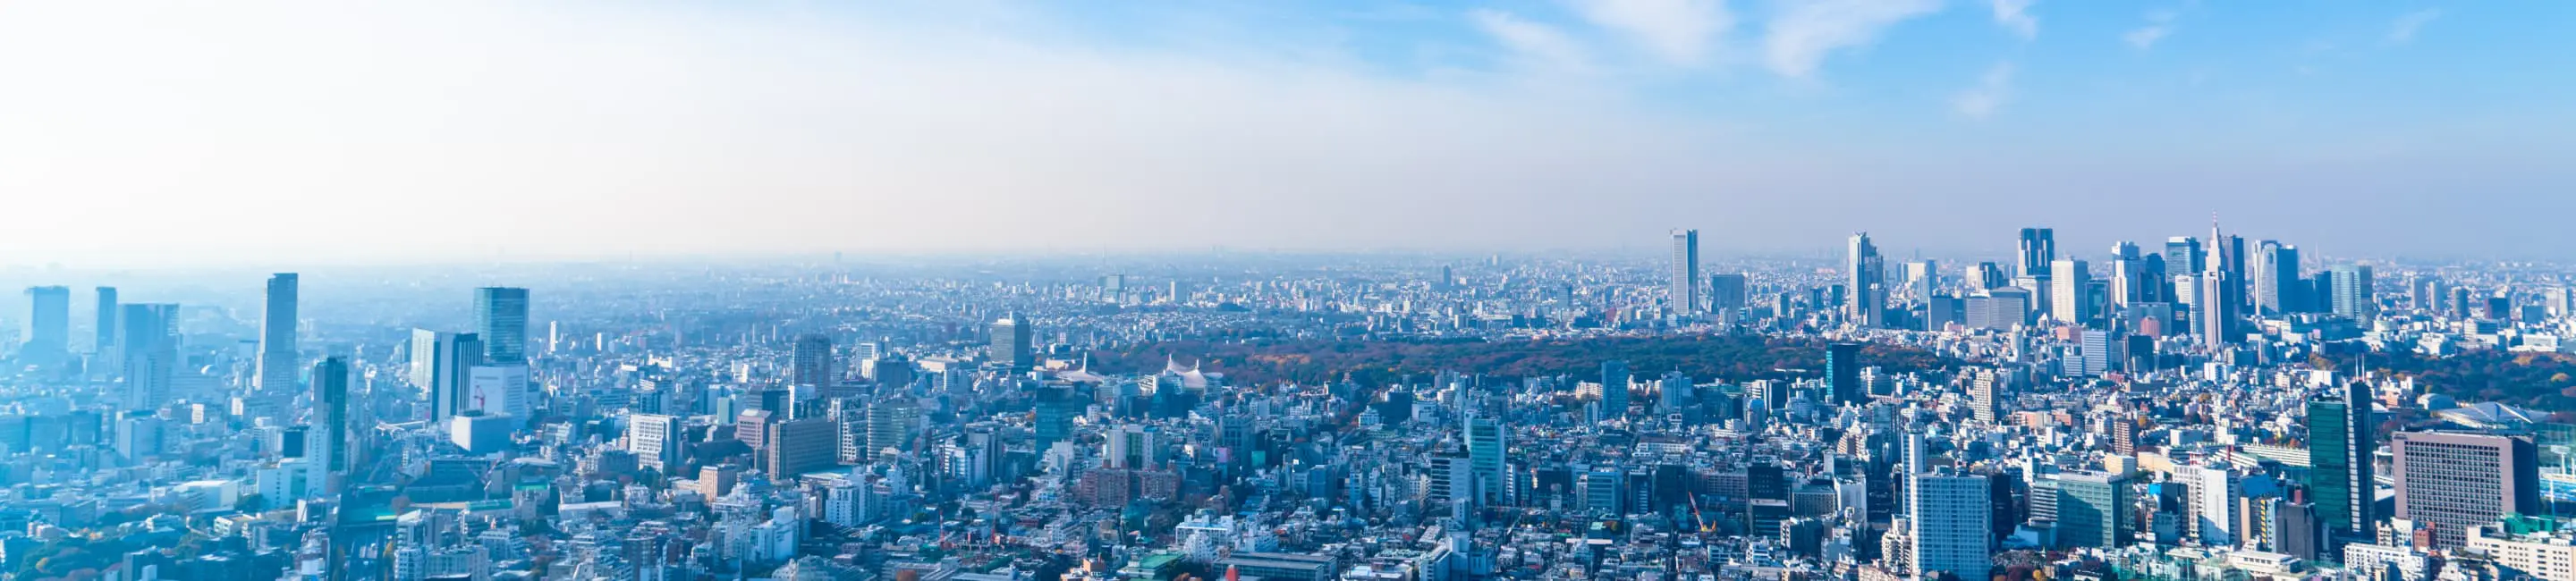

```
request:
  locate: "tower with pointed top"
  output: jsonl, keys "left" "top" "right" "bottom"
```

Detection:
{"left": 2200, "top": 217, "right": 2243, "bottom": 345}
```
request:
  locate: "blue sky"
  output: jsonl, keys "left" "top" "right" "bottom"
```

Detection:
{"left": 0, "top": 0, "right": 2570, "bottom": 266}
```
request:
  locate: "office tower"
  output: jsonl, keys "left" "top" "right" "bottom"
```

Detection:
{"left": 2199, "top": 221, "right": 2241, "bottom": 345}
{"left": 2393, "top": 431, "right": 2538, "bottom": 548}
{"left": 310, "top": 357, "right": 351, "bottom": 494}
{"left": 2108, "top": 243, "right": 2145, "bottom": 308}
{"left": 765, "top": 417, "right": 837, "bottom": 480}
{"left": 2080, "top": 330, "right": 2114, "bottom": 375}
{"left": 1466, "top": 413, "right": 1508, "bottom": 507}
{"left": 2055, "top": 471, "right": 2136, "bottom": 549}
{"left": 625, "top": 416, "right": 680, "bottom": 470}
{"left": 2165, "top": 236, "right": 2205, "bottom": 274}
{"left": 1709, "top": 274, "right": 1750, "bottom": 313}
{"left": 2308, "top": 382, "right": 2376, "bottom": 539}
{"left": 93, "top": 286, "right": 118, "bottom": 356}
{"left": 118, "top": 303, "right": 179, "bottom": 412}
{"left": 1033, "top": 386, "right": 1080, "bottom": 453}
{"left": 2018, "top": 227, "right": 2055, "bottom": 280}
{"left": 468, "top": 364, "right": 530, "bottom": 423}
{"left": 1925, "top": 294, "right": 1965, "bottom": 331}
{"left": 410, "top": 330, "right": 484, "bottom": 425}
{"left": 1969, "top": 369, "right": 2004, "bottom": 424}
{"left": 1671, "top": 229, "right": 1700, "bottom": 313}
{"left": 864, "top": 399, "right": 915, "bottom": 459}
{"left": 1826, "top": 342, "right": 1862, "bottom": 406}
{"left": 2331, "top": 265, "right": 2377, "bottom": 320}
{"left": 1848, "top": 232, "right": 1885, "bottom": 328}
{"left": 1970, "top": 262, "right": 2008, "bottom": 290}
{"left": 22, "top": 286, "right": 70, "bottom": 367}
{"left": 472, "top": 287, "right": 529, "bottom": 363}
{"left": 256, "top": 274, "right": 299, "bottom": 392}
{"left": 991, "top": 312, "right": 1033, "bottom": 371}
{"left": 1106, "top": 424, "right": 1156, "bottom": 469}
{"left": 1596, "top": 360, "right": 1631, "bottom": 420}
{"left": 1904, "top": 260, "right": 1939, "bottom": 302}
{"left": 1967, "top": 288, "right": 2030, "bottom": 331}
{"left": 2050, "top": 259, "right": 2091, "bottom": 324}
{"left": 2253, "top": 242, "right": 2302, "bottom": 315}
{"left": 792, "top": 334, "right": 835, "bottom": 387}
{"left": 1911, "top": 462, "right": 1993, "bottom": 581}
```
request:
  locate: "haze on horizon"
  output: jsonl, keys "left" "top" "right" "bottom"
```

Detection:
{"left": 2, "top": 0, "right": 2570, "bottom": 269}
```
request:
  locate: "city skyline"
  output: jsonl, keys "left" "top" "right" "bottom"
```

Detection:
{"left": 2, "top": 1, "right": 2572, "bottom": 266}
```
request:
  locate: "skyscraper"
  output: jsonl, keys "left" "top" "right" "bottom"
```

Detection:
{"left": 991, "top": 312, "right": 1033, "bottom": 370}
{"left": 1465, "top": 413, "right": 1508, "bottom": 507}
{"left": 2308, "top": 382, "right": 2376, "bottom": 540}
{"left": 2394, "top": 431, "right": 2538, "bottom": 548}
{"left": 1596, "top": 359, "right": 1631, "bottom": 421}
{"left": 2253, "top": 242, "right": 2302, "bottom": 316}
{"left": 765, "top": 417, "right": 837, "bottom": 480}
{"left": 410, "top": 329, "right": 483, "bottom": 425}
{"left": 2018, "top": 228, "right": 2056, "bottom": 280}
{"left": 2165, "top": 236, "right": 2204, "bottom": 274}
{"left": 92, "top": 286, "right": 118, "bottom": 357}
{"left": 1969, "top": 368, "right": 2004, "bottom": 424}
{"left": 311, "top": 357, "right": 351, "bottom": 493}
{"left": 1910, "top": 438, "right": 1993, "bottom": 581}
{"left": 118, "top": 303, "right": 179, "bottom": 411}
{"left": 472, "top": 287, "right": 530, "bottom": 364}
{"left": 2331, "top": 265, "right": 2377, "bottom": 320}
{"left": 22, "top": 286, "right": 71, "bottom": 367}
{"left": 792, "top": 333, "right": 835, "bottom": 387}
{"left": 1710, "top": 273, "right": 1750, "bottom": 316}
{"left": 2108, "top": 242, "right": 2145, "bottom": 308}
{"left": 2199, "top": 220, "right": 2242, "bottom": 345}
{"left": 629, "top": 413, "right": 682, "bottom": 470}
{"left": 256, "top": 274, "right": 299, "bottom": 392}
{"left": 1671, "top": 229, "right": 1699, "bottom": 314}
{"left": 2055, "top": 471, "right": 2136, "bottom": 549}
{"left": 2050, "top": 259, "right": 2090, "bottom": 324}
{"left": 1848, "top": 232, "right": 1885, "bottom": 328}
{"left": 1826, "top": 342, "right": 1862, "bottom": 406}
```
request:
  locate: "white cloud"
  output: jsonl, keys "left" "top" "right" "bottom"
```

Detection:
{"left": 1567, "top": 0, "right": 1733, "bottom": 66}
{"left": 1951, "top": 62, "right": 2013, "bottom": 119}
{"left": 2387, "top": 9, "right": 2441, "bottom": 43}
{"left": 1762, "top": 0, "right": 1945, "bottom": 78}
{"left": 1470, "top": 9, "right": 1590, "bottom": 72}
{"left": 2123, "top": 11, "right": 2176, "bottom": 50}
{"left": 1989, "top": 0, "right": 2037, "bottom": 39}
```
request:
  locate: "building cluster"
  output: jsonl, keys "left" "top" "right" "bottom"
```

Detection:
{"left": 0, "top": 223, "right": 2568, "bottom": 581}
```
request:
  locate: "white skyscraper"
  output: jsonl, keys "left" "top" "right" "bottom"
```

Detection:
{"left": 1907, "top": 433, "right": 1992, "bottom": 581}
{"left": 2051, "top": 259, "right": 2090, "bottom": 324}
{"left": 1671, "top": 229, "right": 1700, "bottom": 314}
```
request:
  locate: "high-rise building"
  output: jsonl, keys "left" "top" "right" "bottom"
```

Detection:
{"left": 256, "top": 274, "right": 299, "bottom": 392}
{"left": 1465, "top": 413, "right": 1508, "bottom": 507}
{"left": 118, "top": 303, "right": 179, "bottom": 412}
{"left": 1970, "top": 262, "right": 2008, "bottom": 290}
{"left": 2051, "top": 259, "right": 2091, "bottom": 324}
{"left": 2394, "top": 431, "right": 2538, "bottom": 548}
{"left": 2253, "top": 242, "right": 2302, "bottom": 316}
{"left": 1671, "top": 229, "right": 1700, "bottom": 314}
{"left": 472, "top": 287, "right": 529, "bottom": 364}
{"left": 792, "top": 334, "right": 835, "bottom": 387}
{"left": 2308, "top": 382, "right": 2376, "bottom": 539}
{"left": 2019, "top": 228, "right": 2056, "bottom": 280}
{"left": 1826, "top": 342, "right": 1862, "bottom": 406}
{"left": 311, "top": 357, "right": 352, "bottom": 494}
{"left": 2331, "top": 265, "right": 2377, "bottom": 320}
{"left": 2108, "top": 242, "right": 2147, "bottom": 308}
{"left": 865, "top": 398, "right": 916, "bottom": 460}
{"left": 1969, "top": 368, "right": 2004, "bottom": 424}
{"left": 991, "top": 312, "right": 1033, "bottom": 371}
{"left": 2165, "top": 236, "right": 2205, "bottom": 274}
{"left": 22, "top": 286, "right": 71, "bottom": 367}
{"left": 1903, "top": 260, "right": 1940, "bottom": 303}
{"left": 1967, "top": 288, "right": 2030, "bottom": 331}
{"left": 1848, "top": 232, "right": 1885, "bottom": 328}
{"left": 1709, "top": 273, "right": 1750, "bottom": 314}
{"left": 1911, "top": 459, "right": 1993, "bottom": 580}
{"left": 92, "top": 286, "right": 118, "bottom": 356}
{"left": 1596, "top": 359, "right": 1631, "bottom": 421}
{"left": 2199, "top": 220, "right": 2242, "bottom": 345}
{"left": 2055, "top": 471, "right": 2136, "bottom": 549}
{"left": 410, "top": 330, "right": 484, "bottom": 425}
{"left": 765, "top": 417, "right": 837, "bottom": 480}
{"left": 1106, "top": 424, "right": 1156, "bottom": 469}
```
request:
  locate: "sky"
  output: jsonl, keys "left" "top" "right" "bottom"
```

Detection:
{"left": 0, "top": 0, "right": 2571, "bottom": 268}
